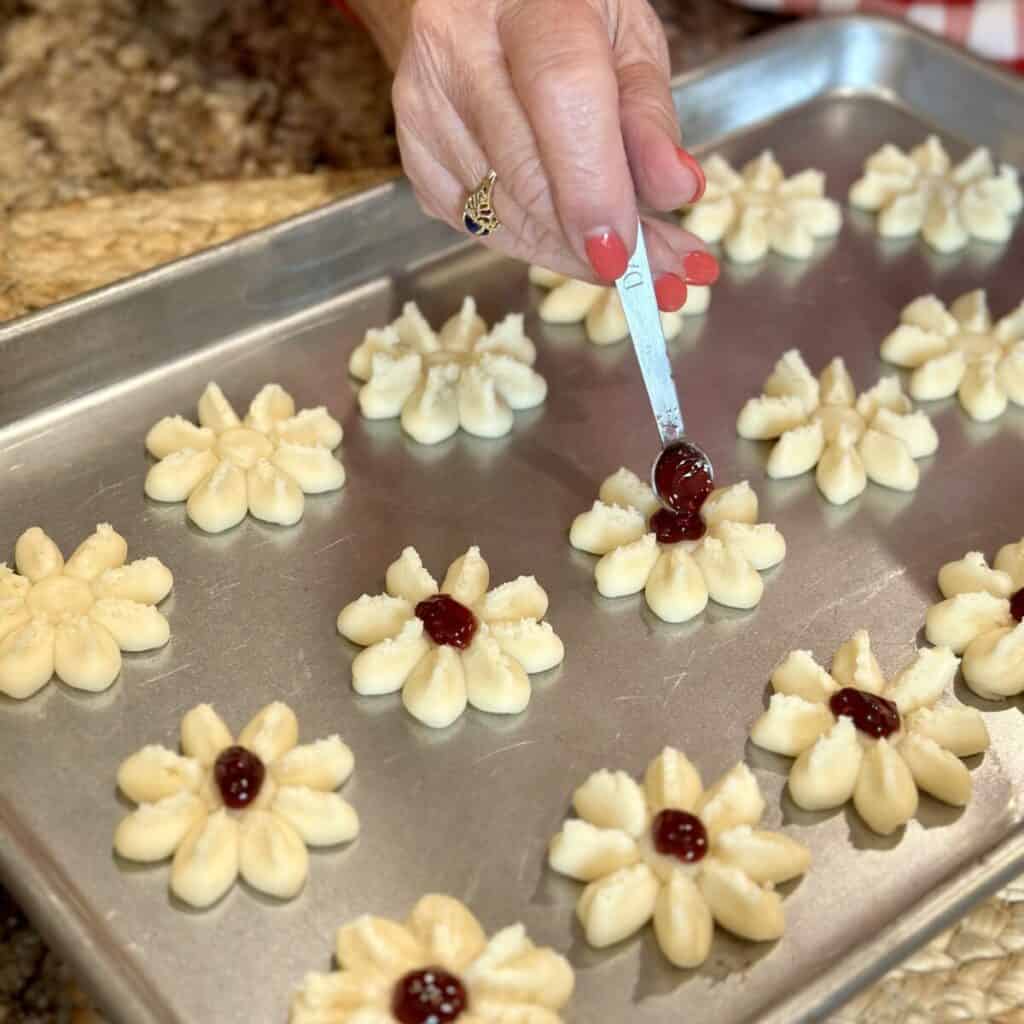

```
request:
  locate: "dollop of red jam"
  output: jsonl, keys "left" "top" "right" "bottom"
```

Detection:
{"left": 651, "top": 809, "right": 709, "bottom": 864}
{"left": 1011, "top": 587, "right": 1024, "bottom": 624}
{"left": 392, "top": 967, "right": 468, "bottom": 1024}
{"left": 829, "top": 687, "right": 901, "bottom": 739}
{"left": 649, "top": 507, "right": 707, "bottom": 545}
{"left": 653, "top": 440, "right": 714, "bottom": 514}
{"left": 213, "top": 745, "right": 266, "bottom": 809}
{"left": 415, "top": 594, "right": 478, "bottom": 649}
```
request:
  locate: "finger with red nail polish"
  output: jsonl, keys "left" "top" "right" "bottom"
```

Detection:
{"left": 676, "top": 148, "right": 706, "bottom": 204}
{"left": 585, "top": 229, "right": 630, "bottom": 283}
{"left": 682, "top": 250, "right": 719, "bottom": 286}
{"left": 654, "top": 273, "right": 688, "bottom": 313}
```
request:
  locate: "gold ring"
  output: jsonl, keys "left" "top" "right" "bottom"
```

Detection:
{"left": 462, "top": 169, "right": 502, "bottom": 237}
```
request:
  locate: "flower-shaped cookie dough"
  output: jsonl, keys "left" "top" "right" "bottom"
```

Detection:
{"left": 337, "top": 546, "right": 564, "bottom": 729}
{"left": 681, "top": 151, "right": 842, "bottom": 262}
{"left": 570, "top": 469, "right": 785, "bottom": 623}
{"left": 529, "top": 264, "right": 706, "bottom": 345}
{"left": 738, "top": 349, "right": 938, "bottom": 504}
{"left": 925, "top": 540, "right": 1024, "bottom": 700}
{"left": 0, "top": 525, "right": 172, "bottom": 700}
{"left": 114, "top": 701, "right": 358, "bottom": 908}
{"left": 144, "top": 382, "right": 345, "bottom": 533}
{"left": 750, "top": 631, "right": 990, "bottom": 835}
{"left": 348, "top": 298, "right": 547, "bottom": 444}
{"left": 880, "top": 290, "right": 1024, "bottom": 421}
{"left": 548, "top": 749, "right": 809, "bottom": 967}
{"left": 850, "top": 136, "right": 1022, "bottom": 253}
{"left": 290, "top": 893, "right": 574, "bottom": 1023}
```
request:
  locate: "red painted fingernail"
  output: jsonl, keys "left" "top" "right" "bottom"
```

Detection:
{"left": 682, "top": 250, "right": 720, "bottom": 286}
{"left": 584, "top": 229, "right": 629, "bottom": 283}
{"left": 654, "top": 273, "right": 688, "bottom": 312}
{"left": 676, "top": 148, "right": 706, "bottom": 203}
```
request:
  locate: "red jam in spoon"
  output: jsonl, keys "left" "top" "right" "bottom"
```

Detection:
{"left": 415, "top": 594, "right": 478, "bottom": 649}
{"left": 651, "top": 809, "right": 709, "bottom": 864}
{"left": 649, "top": 507, "right": 707, "bottom": 545}
{"left": 392, "top": 967, "right": 468, "bottom": 1024}
{"left": 213, "top": 745, "right": 266, "bottom": 809}
{"left": 653, "top": 440, "right": 714, "bottom": 514}
{"left": 1010, "top": 587, "right": 1024, "bottom": 624}
{"left": 829, "top": 688, "right": 901, "bottom": 739}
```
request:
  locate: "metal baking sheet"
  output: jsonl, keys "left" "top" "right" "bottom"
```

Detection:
{"left": 2, "top": 16, "right": 1023, "bottom": 1024}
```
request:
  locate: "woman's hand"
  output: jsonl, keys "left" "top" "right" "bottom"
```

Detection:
{"left": 354, "top": 0, "right": 718, "bottom": 310}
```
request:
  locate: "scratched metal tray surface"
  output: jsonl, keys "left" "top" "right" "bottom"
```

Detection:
{"left": 1, "top": 16, "right": 1023, "bottom": 1024}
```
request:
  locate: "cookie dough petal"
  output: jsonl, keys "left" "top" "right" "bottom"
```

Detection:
{"left": 402, "top": 646, "right": 468, "bottom": 729}
{"left": 692, "top": 538, "right": 764, "bottom": 609}
{"left": 959, "top": 358, "right": 1008, "bottom": 422}
{"left": 0, "top": 567, "right": 30, "bottom": 602}
{"left": 238, "top": 810, "right": 309, "bottom": 900}
{"left": 349, "top": 324, "right": 402, "bottom": 381}
{"left": 171, "top": 809, "right": 240, "bottom": 908}
{"left": 0, "top": 599, "right": 30, "bottom": 645}
{"left": 763, "top": 350, "right": 819, "bottom": 411}
{"left": 696, "top": 763, "right": 765, "bottom": 840}
{"left": 54, "top": 618, "right": 121, "bottom": 691}
{"left": 922, "top": 198, "right": 968, "bottom": 253}
{"left": 819, "top": 356, "right": 856, "bottom": 406}
{"left": 462, "top": 631, "right": 531, "bottom": 716}
{"left": 789, "top": 718, "right": 863, "bottom": 811}
{"left": 181, "top": 704, "right": 235, "bottom": 765}
{"left": 878, "top": 190, "right": 927, "bottom": 238}
{"left": 400, "top": 364, "right": 460, "bottom": 445}
{"left": 465, "top": 925, "right": 574, "bottom": 1011}
{"left": 816, "top": 435, "right": 867, "bottom": 505}
{"left": 352, "top": 619, "right": 431, "bottom": 696}
{"left": 585, "top": 289, "right": 630, "bottom": 345}
{"left": 481, "top": 354, "right": 547, "bottom": 411}
{"left": 14, "top": 527, "right": 64, "bottom": 582}
{"left": 725, "top": 207, "right": 769, "bottom": 262}
{"left": 859, "top": 429, "right": 919, "bottom": 492}
{"left": 244, "top": 383, "right": 296, "bottom": 432}
{"left": 477, "top": 313, "right": 537, "bottom": 364}
{"left": 682, "top": 194, "right": 736, "bottom": 243}
{"left": 569, "top": 502, "right": 647, "bottom": 556}
{"left": 114, "top": 792, "right": 205, "bottom": 862}
{"left": 853, "top": 740, "right": 919, "bottom": 835}
{"left": 910, "top": 351, "right": 966, "bottom": 401}
{"left": 117, "top": 745, "right": 201, "bottom": 804}
{"left": 274, "top": 736, "right": 355, "bottom": 790}
{"left": 273, "top": 406, "right": 343, "bottom": 450}
{"left": 907, "top": 704, "right": 990, "bottom": 758}
{"left": 548, "top": 820, "right": 639, "bottom": 882}
{"left": 900, "top": 733, "right": 972, "bottom": 807}
{"left": 407, "top": 894, "right": 487, "bottom": 973}
{"left": 576, "top": 863, "right": 658, "bottom": 948}
{"left": 962, "top": 625, "right": 1024, "bottom": 700}
{"left": 652, "top": 870, "right": 714, "bottom": 968}
{"left": 197, "top": 382, "right": 241, "bottom": 431}
{"left": 832, "top": 629, "right": 886, "bottom": 694}
{"left": 871, "top": 410, "right": 939, "bottom": 460}
{"left": 698, "top": 859, "right": 785, "bottom": 942}
{"left": 572, "top": 769, "right": 648, "bottom": 837}
{"left": 246, "top": 459, "right": 304, "bottom": 526}
{"left": 145, "top": 416, "right": 217, "bottom": 459}
{"left": 335, "top": 915, "right": 425, "bottom": 977}
{"left": 999, "top": 346, "right": 1024, "bottom": 407}
{"left": 880, "top": 324, "right": 950, "bottom": 368}
{"left": 598, "top": 468, "right": 659, "bottom": 517}
{"left": 710, "top": 522, "right": 786, "bottom": 571}
{"left": 145, "top": 449, "right": 220, "bottom": 503}
{"left": 358, "top": 351, "right": 423, "bottom": 419}
{"left": 644, "top": 746, "right": 703, "bottom": 815}
{"left": 939, "top": 551, "right": 1013, "bottom": 599}
{"left": 645, "top": 546, "right": 709, "bottom": 624}
{"left": 487, "top": 619, "right": 564, "bottom": 674}
{"left": 238, "top": 701, "right": 299, "bottom": 764}
{"left": 994, "top": 539, "right": 1024, "bottom": 588}
{"left": 442, "top": 546, "right": 491, "bottom": 606}
{"left": 272, "top": 787, "right": 360, "bottom": 846}
{"left": 713, "top": 826, "right": 810, "bottom": 884}
{"left": 767, "top": 422, "right": 824, "bottom": 479}
{"left": 736, "top": 395, "right": 806, "bottom": 441}
{"left": 477, "top": 576, "right": 548, "bottom": 624}
{"left": 596, "top": 534, "right": 660, "bottom": 599}
{"left": 186, "top": 460, "right": 248, "bottom": 533}
{"left": 385, "top": 547, "right": 439, "bottom": 604}
{"left": 751, "top": 693, "right": 833, "bottom": 757}
{"left": 291, "top": 970, "right": 388, "bottom": 1022}
{"left": 768, "top": 213, "right": 814, "bottom": 260}
{"left": 90, "top": 600, "right": 170, "bottom": 652}
{"left": 538, "top": 277, "right": 601, "bottom": 323}
{"left": 457, "top": 366, "right": 514, "bottom": 439}
{"left": 887, "top": 646, "right": 959, "bottom": 714}
{"left": 93, "top": 558, "right": 174, "bottom": 605}
{"left": 771, "top": 649, "right": 839, "bottom": 703}
{"left": 270, "top": 443, "right": 346, "bottom": 494}
{"left": 338, "top": 595, "right": 414, "bottom": 647}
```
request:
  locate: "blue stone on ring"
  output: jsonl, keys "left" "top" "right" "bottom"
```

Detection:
{"left": 463, "top": 213, "right": 484, "bottom": 236}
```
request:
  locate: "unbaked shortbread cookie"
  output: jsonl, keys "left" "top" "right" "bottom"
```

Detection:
{"left": 114, "top": 702, "right": 358, "bottom": 908}
{"left": 750, "top": 631, "right": 990, "bottom": 835}
{"left": 880, "top": 290, "right": 1024, "bottom": 421}
{"left": 849, "top": 135, "right": 1022, "bottom": 253}
{"left": 738, "top": 349, "right": 938, "bottom": 504}
{"left": 570, "top": 471, "right": 785, "bottom": 623}
{"left": 925, "top": 541, "right": 1024, "bottom": 700}
{"left": 337, "top": 546, "right": 564, "bottom": 729}
{"left": 0, "top": 525, "right": 172, "bottom": 700}
{"left": 349, "top": 298, "right": 547, "bottom": 443}
{"left": 681, "top": 151, "right": 842, "bottom": 262}
{"left": 290, "top": 893, "right": 574, "bottom": 1024}
{"left": 144, "top": 382, "right": 345, "bottom": 533}
{"left": 548, "top": 749, "right": 809, "bottom": 966}
{"left": 529, "top": 264, "right": 707, "bottom": 345}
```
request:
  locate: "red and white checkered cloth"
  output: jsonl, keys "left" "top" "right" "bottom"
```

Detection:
{"left": 735, "top": 0, "right": 1024, "bottom": 70}
{"left": 328, "top": 0, "right": 1024, "bottom": 74}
